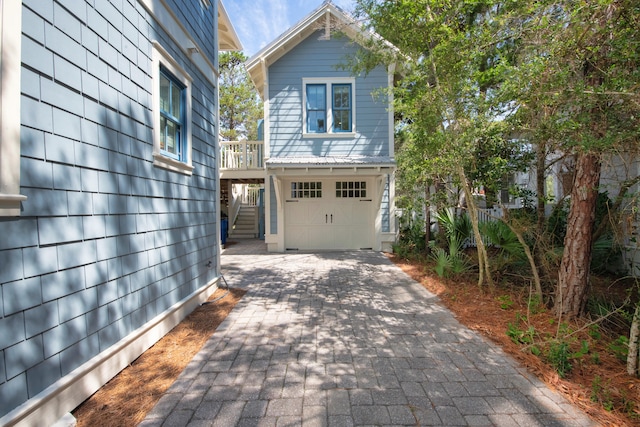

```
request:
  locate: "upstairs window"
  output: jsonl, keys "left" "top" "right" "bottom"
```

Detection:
{"left": 302, "top": 78, "right": 355, "bottom": 137}
{"left": 306, "top": 84, "right": 326, "bottom": 133}
{"left": 332, "top": 84, "right": 351, "bottom": 132}
{"left": 159, "top": 69, "right": 185, "bottom": 161}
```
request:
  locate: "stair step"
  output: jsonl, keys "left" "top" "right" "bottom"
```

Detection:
{"left": 229, "top": 234, "right": 256, "bottom": 239}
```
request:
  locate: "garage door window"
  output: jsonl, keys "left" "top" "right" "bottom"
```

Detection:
{"left": 336, "top": 181, "right": 366, "bottom": 198}
{"left": 291, "top": 181, "right": 322, "bottom": 198}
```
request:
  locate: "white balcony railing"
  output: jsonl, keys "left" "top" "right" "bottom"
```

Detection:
{"left": 220, "top": 141, "right": 264, "bottom": 170}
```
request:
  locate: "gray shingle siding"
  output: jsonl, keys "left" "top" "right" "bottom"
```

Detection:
{"left": 0, "top": 0, "right": 220, "bottom": 419}
{"left": 268, "top": 30, "right": 390, "bottom": 158}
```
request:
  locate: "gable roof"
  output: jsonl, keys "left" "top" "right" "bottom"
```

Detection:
{"left": 218, "top": 0, "right": 242, "bottom": 51}
{"left": 245, "top": 1, "right": 368, "bottom": 97}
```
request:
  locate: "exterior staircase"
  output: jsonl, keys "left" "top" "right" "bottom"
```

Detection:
{"left": 229, "top": 205, "right": 257, "bottom": 239}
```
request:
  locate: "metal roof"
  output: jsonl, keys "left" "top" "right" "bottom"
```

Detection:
{"left": 265, "top": 156, "right": 396, "bottom": 168}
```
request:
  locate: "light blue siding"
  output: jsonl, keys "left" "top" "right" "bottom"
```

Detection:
{"left": 382, "top": 175, "right": 391, "bottom": 233}
{"left": 0, "top": 0, "right": 221, "bottom": 419}
{"left": 269, "top": 30, "right": 390, "bottom": 158}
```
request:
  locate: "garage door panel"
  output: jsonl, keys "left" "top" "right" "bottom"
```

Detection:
{"left": 284, "top": 178, "right": 374, "bottom": 251}
{"left": 287, "top": 202, "right": 307, "bottom": 225}
{"left": 286, "top": 225, "right": 309, "bottom": 249}
{"left": 308, "top": 226, "right": 334, "bottom": 249}
{"left": 309, "top": 206, "right": 328, "bottom": 225}
{"left": 331, "top": 203, "right": 352, "bottom": 225}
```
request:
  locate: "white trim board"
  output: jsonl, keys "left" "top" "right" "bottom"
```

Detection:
{"left": 137, "top": 0, "right": 220, "bottom": 84}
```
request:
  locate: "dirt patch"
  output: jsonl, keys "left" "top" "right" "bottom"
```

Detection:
{"left": 390, "top": 254, "right": 640, "bottom": 426}
{"left": 72, "top": 287, "right": 245, "bottom": 427}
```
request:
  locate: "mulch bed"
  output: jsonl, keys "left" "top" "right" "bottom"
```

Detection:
{"left": 73, "top": 287, "right": 246, "bottom": 427}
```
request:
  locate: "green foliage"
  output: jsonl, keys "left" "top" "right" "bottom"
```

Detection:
{"left": 435, "top": 209, "right": 472, "bottom": 249}
{"left": 547, "top": 193, "right": 623, "bottom": 274}
{"left": 393, "top": 221, "right": 427, "bottom": 259}
{"left": 506, "top": 313, "right": 536, "bottom": 346}
{"left": 547, "top": 341, "right": 572, "bottom": 378}
{"left": 497, "top": 295, "right": 514, "bottom": 310}
{"left": 608, "top": 336, "right": 629, "bottom": 362}
{"left": 480, "top": 220, "right": 526, "bottom": 261}
{"left": 506, "top": 314, "right": 603, "bottom": 378}
{"left": 546, "top": 200, "right": 569, "bottom": 246}
{"left": 430, "top": 210, "right": 472, "bottom": 277}
{"left": 588, "top": 324, "right": 602, "bottom": 340}
{"left": 351, "top": 0, "right": 640, "bottom": 318}
{"left": 527, "top": 294, "right": 544, "bottom": 314}
{"left": 590, "top": 236, "right": 622, "bottom": 275}
{"left": 431, "top": 247, "right": 452, "bottom": 278}
{"left": 586, "top": 296, "right": 628, "bottom": 333}
{"left": 219, "top": 52, "right": 263, "bottom": 141}
{"left": 507, "top": 322, "right": 536, "bottom": 346}
{"left": 591, "top": 376, "right": 615, "bottom": 411}
{"left": 429, "top": 239, "right": 471, "bottom": 278}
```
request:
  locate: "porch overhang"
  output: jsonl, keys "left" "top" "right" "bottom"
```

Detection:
{"left": 265, "top": 156, "right": 396, "bottom": 177}
{"left": 220, "top": 169, "right": 266, "bottom": 180}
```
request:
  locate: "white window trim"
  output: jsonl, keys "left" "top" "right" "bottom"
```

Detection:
{"left": 152, "top": 41, "right": 194, "bottom": 175}
{"left": 0, "top": 0, "right": 27, "bottom": 216}
{"left": 302, "top": 77, "right": 356, "bottom": 139}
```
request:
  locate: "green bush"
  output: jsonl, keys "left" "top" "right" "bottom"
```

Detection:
{"left": 435, "top": 209, "right": 471, "bottom": 249}
{"left": 394, "top": 221, "right": 427, "bottom": 259}
{"left": 608, "top": 336, "right": 629, "bottom": 362}
{"left": 547, "top": 341, "right": 572, "bottom": 378}
{"left": 480, "top": 220, "right": 525, "bottom": 260}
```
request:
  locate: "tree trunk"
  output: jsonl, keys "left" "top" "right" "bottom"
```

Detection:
{"left": 424, "top": 183, "right": 431, "bottom": 253}
{"left": 457, "top": 165, "right": 494, "bottom": 289}
{"left": 628, "top": 303, "right": 640, "bottom": 377}
{"left": 554, "top": 152, "right": 601, "bottom": 319}
{"left": 535, "top": 141, "right": 547, "bottom": 237}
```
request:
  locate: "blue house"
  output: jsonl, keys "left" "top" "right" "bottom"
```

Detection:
{"left": 242, "top": 1, "right": 396, "bottom": 252}
{"left": 0, "top": 0, "right": 240, "bottom": 424}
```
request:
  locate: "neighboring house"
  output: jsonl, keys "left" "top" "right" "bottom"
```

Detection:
{"left": 465, "top": 151, "right": 640, "bottom": 276}
{"left": 241, "top": 1, "right": 396, "bottom": 252}
{"left": 0, "top": 0, "right": 240, "bottom": 425}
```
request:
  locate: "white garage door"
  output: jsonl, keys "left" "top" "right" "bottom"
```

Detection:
{"left": 284, "top": 178, "right": 373, "bottom": 250}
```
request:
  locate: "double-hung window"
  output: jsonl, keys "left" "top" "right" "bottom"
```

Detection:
{"left": 152, "top": 42, "right": 193, "bottom": 175}
{"left": 332, "top": 84, "right": 351, "bottom": 132}
{"left": 303, "top": 77, "right": 355, "bottom": 137}
{"left": 306, "top": 84, "right": 326, "bottom": 133}
{"left": 159, "top": 69, "right": 185, "bottom": 161}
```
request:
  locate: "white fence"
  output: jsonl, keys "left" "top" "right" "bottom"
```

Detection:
{"left": 229, "top": 184, "right": 261, "bottom": 225}
{"left": 244, "top": 187, "right": 260, "bottom": 206}
{"left": 220, "top": 141, "right": 264, "bottom": 170}
{"left": 460, "top": 206, "right": 504, "bottom": 248}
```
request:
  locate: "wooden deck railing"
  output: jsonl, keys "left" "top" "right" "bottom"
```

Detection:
{"left": 220, "top": 141, "right": 264, "bottom": 170}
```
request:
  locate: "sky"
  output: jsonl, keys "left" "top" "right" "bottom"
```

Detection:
{"left": 224, "top": 0, "right": 356, "bottom": 57}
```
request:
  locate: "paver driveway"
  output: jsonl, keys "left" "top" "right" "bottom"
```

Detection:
{"left": 140, "top": 240, "right": 595, "bottom": 426}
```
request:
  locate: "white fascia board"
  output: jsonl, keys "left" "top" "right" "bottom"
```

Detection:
{"left": 138, "top": 0, "right": 219, "bottom": 84}
{"left": 218, "top": 0, "right": 243, "bottom": 51}
{"left": 245, "top": 2, "right": 364, "bottom": 93}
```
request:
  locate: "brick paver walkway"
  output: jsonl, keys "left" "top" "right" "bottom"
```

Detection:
{"left": 140, "top": 240, "right": 595, "bottom": 426}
